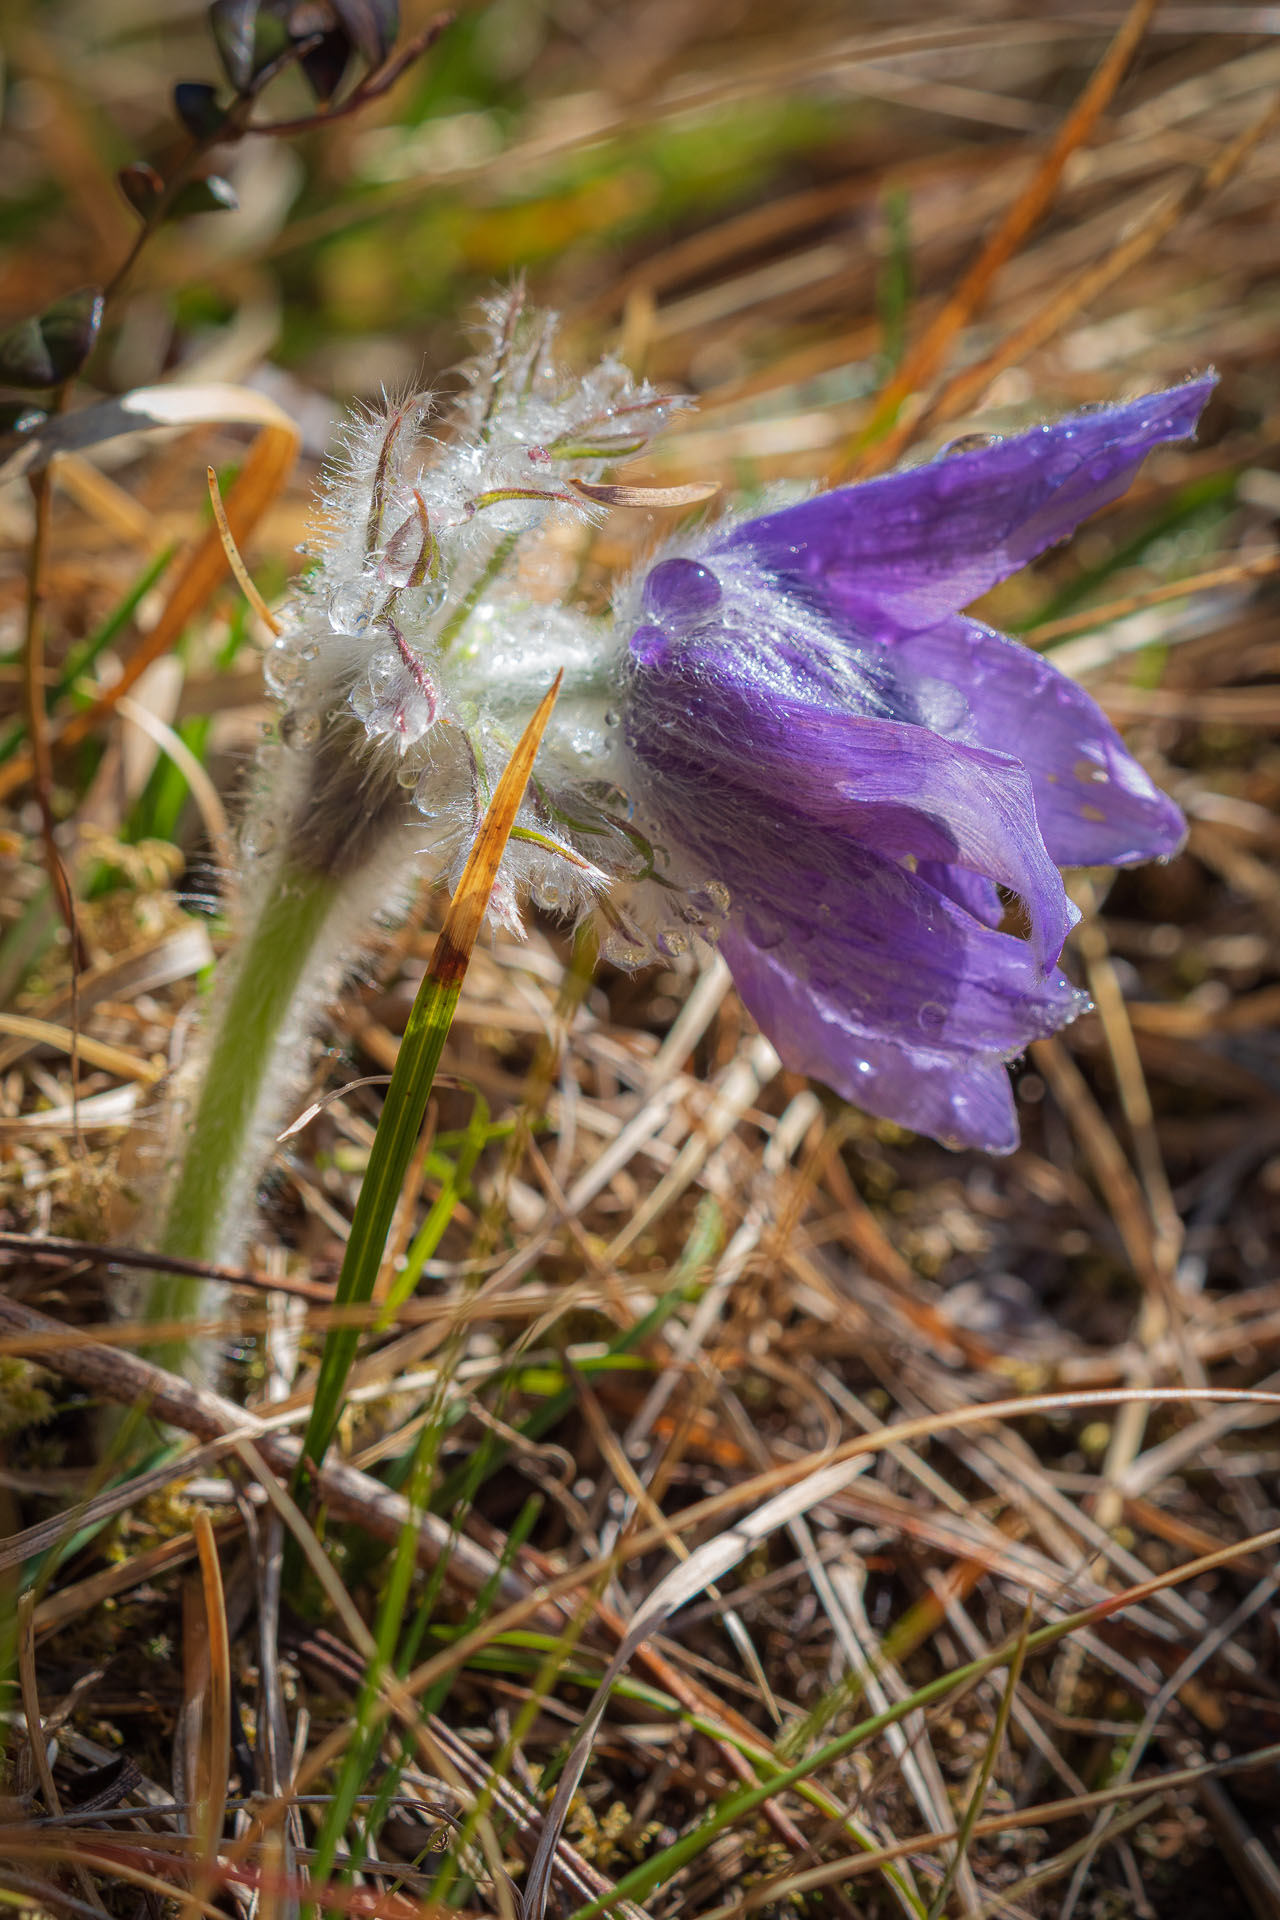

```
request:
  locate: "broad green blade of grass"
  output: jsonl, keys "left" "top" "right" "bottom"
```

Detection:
{"left": 296, "top": 670, "right": 563, "bottom": 1497}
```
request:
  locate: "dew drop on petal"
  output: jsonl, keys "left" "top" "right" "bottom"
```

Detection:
{"left": 602, "top": 928, "right": 650, "bottom": 967}
{"left": 630, "top": 623, "right": 671, "bottom": 668}
{"left": 642, "top": 558, "right": 723, "bottom": 631}
{"left": 694, "top": 879, "right": 731, "bottom": 916}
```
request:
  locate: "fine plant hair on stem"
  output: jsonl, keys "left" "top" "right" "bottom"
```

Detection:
{"left": 135, "top": 292, "right": 691, "bottom": 1374}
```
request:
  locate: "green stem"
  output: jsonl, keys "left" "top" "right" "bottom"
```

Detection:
{"left": 145, "top": 860, "right": 340, "bottom": 1369}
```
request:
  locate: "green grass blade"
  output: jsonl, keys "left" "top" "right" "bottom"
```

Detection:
{"left": 296, "top": 671, "right": 563, "bottom": 1494}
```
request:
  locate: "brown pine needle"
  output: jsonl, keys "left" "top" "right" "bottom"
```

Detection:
{"left": 206, "top": 465, "right": 281, "bottom": 636}
{"left": 185, "top": 1513, "right": 231, "bottom": 1920}
{"left": 1028, "top": 548, "right": 1280, "bottom": 645}
{"left": 919, "top": 87, "right": 1280, "bottom": 438}
{"left": 832, "top": 0, "right": 1162, "bottom": 481}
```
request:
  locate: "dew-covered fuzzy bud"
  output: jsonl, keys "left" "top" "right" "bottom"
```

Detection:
{"left": 248, "top": 288, "right": 689, "bottom": 900}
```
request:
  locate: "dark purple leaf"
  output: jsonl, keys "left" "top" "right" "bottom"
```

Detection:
{"left": 298, "top": 28, "right": 352, "bottom": 101}
{"left": 0, "top": 288, "right": 104, "bottom": 389}
{"left": 117, "top": 161, "right": 165, "bottom": 217}
{"left": 209, "top": 0, "right": 262, "bottom": 89}
{"left": 173, "top": 81, "right": 227, "bottom": 140}
{"left": 210, "top": 0, "right": 292, "bottom": 92}
{"left": 331, "top": 0, "right": 399, "bottom": 65}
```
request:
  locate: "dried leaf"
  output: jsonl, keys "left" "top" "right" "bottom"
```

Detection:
{"left": 0, "top": 383, "right": 301, "bottom": 803}
{"left": 568, "top": 476, "right": 720, "bottom": 509}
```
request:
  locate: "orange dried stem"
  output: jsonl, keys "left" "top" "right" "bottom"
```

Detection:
{"left": 206, "top": 465, "right": 281, "bottom": 635}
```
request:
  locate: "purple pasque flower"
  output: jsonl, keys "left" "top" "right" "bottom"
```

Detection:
{"left": 620, "top": 377, "right": 1214, "bottom": 1152}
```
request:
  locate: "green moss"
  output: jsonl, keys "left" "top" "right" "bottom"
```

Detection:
{"left": 0, "top": 1358, "right": 54, "bottom": 1438}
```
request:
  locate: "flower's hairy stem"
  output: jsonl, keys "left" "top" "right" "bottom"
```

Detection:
{"left": 144, "top": 859, "right": 340, "bottom": 1370}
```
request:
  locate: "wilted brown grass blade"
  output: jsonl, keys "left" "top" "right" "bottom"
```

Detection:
{"left": 833, "top": 0, "right": 1161, "bottom": 482}
{"left": 429, "top": 669, "right": 564, "bottom": 991}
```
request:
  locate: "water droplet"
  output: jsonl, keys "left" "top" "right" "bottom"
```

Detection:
{"left": 602, "top": 928, "right": 649, "bottom": 968}
{"left": 695, "top": 879, "right": 731, "bottom": 916}
{"left": 242, "top": 818, "right": 277, "bottom": 857}
{"left": 658, "top": 927, "right": 690, "bottom": 958}
{"left": 328, "top": 579, "right": 374, "bottom": 634}
{"left": 630, "top": 623, "right": 670, "bottom": 669}
{"left": 942, "top": 431, "right": 1002, "bottom": 458}
{"left": 264, "top": 647, "right": 302, "bottom": 696}
{"left": 642, "top": 558, "right": 723, "bottom": 630}
{"left": 917, "top": 1000, "right": 947, "bottom": 1034}
{"left": 280, "top": 707, "right": 322, "bottom": 748}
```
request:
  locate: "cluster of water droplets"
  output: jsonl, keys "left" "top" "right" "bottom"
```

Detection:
{"left": 252, "top": 291, "right": 735, "bottom": 960}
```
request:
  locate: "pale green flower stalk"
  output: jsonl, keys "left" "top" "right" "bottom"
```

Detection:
{"left": 140, "top": 292, "right": 699, "bottom": 1370}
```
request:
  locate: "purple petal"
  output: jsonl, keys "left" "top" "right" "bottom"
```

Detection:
{"left": 715, "top": 376, "right": 1215, "bottom": 631}
{"left": 625, "top": 624, "right": 1075, "bottom": 967}
{"left": 722, "top": 928, "right": 1022, "bottom": 1151}
{"left": 915, "top": 860, "right": 1004, "bottom": 929}
{"left": 708, "top": 825, "right": 1088, "bottom": 1152}
{"left": 896, "top": 617, "right": 1187, "bottom": 867}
